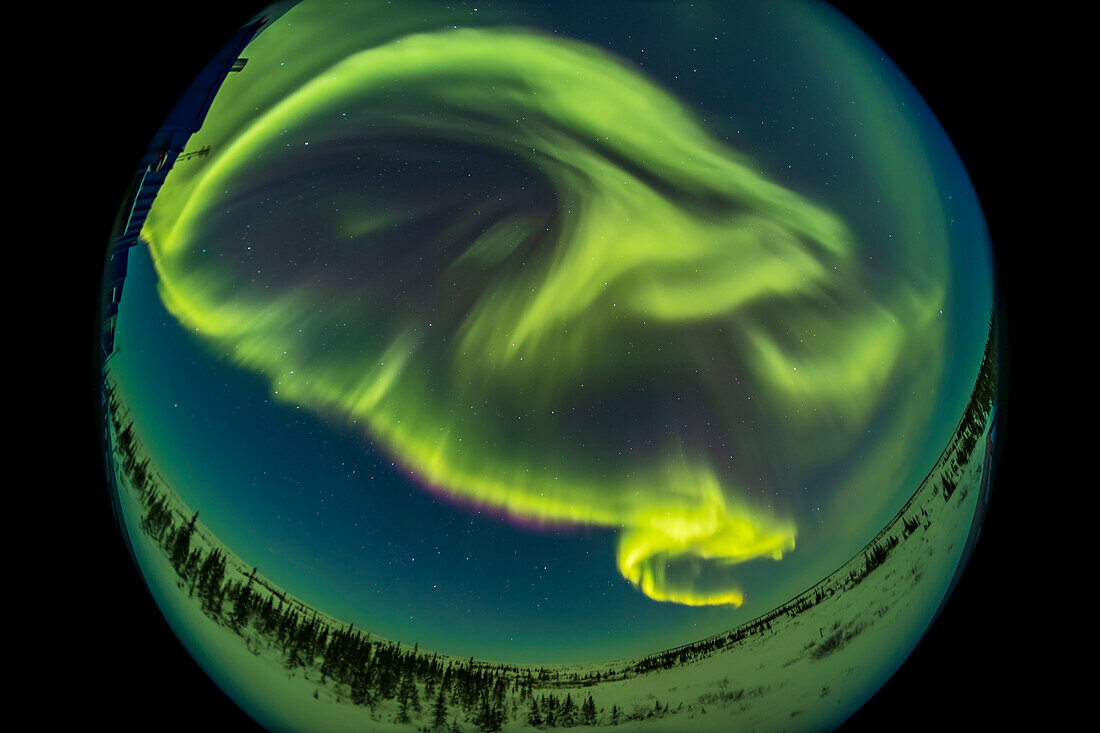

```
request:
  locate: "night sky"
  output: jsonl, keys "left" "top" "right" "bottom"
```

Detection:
{"left": 110, "top": 0, "right": 993, "bottom": 665}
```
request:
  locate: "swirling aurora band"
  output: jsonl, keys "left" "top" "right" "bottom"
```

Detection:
{"left": 141, "top": 28, "right": 946, "bottom": 607}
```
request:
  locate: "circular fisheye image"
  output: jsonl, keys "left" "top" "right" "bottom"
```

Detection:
{"left": 97, "top": 1, "right": 1000, "bottom": 731}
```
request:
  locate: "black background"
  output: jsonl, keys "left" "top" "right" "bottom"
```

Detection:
{"left": 70, "top": 1, "right": 1032, "bottom": 730}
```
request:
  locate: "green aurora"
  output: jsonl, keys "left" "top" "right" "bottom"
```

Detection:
{"left": 125, "top": 0, "right": 991, "bottom": 622}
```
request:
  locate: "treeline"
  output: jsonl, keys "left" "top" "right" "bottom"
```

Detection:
{"left": 847, "top": 535, "right": 900, "bottom": 587}
{"left": 941, "top": 316, "right": 998, "bottom": 501}
{"left": 106, "top": 383, "right": 621, "bottom": 730}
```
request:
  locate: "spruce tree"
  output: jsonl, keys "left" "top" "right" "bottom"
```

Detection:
{"left": 527, "top": 700, "right": 543, "bottom": 727}
{"left": 396, "top": 678, "right": 412, "bottom": 723}
{"left": 560, "top": 694, "right": 577, "bottom": 727}
{"left": 396, "top": 669, "right": 419, "bottom": 723}
{"left": 476, "top": 689, "right": 502, "bottom": 732}
{"left": 581, "top": 695, "right": 596, "bottom": 725}
{"left": 379, "top": 660, "right": 398, "bottom": 699}
{"left": 229, "top": 582, "right": 252, "bottom": 631}
{"left": 170, "top": 511, "right": 198, "bottom": 572}
{"left": 431, "top": 683, "right": 450, "bottom": 730}
{"left": 410, "top": 670, "right": 423, "bottom": 714}
{"left": 425, "top": 674, "right": 436, "bottom": 702}
{"left": 351, "top": 667, "right": 368, "bottom": 706}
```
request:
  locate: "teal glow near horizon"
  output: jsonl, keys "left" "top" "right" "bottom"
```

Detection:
{"left": 110, "top": 0, "right": 993, "bottom": 663}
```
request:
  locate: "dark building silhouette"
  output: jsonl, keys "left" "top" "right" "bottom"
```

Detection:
{"left": 100, "top": 2, "right": 293, "bottom": 360}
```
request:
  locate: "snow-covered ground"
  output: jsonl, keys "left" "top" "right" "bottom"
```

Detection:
{"left": 111, "top": 378, "right": 994, "bottom": 732}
